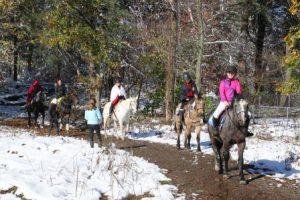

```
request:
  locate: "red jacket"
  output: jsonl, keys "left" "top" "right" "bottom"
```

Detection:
{"left": 27, "top": 80, "right": 43, "bottom": 103}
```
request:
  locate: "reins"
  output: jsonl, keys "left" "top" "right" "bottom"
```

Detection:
{"left": 185, "top": 99, "right": 203, "bottom": 124}
{"left": 224, "top": 106, "right": 248, "bottom": 132}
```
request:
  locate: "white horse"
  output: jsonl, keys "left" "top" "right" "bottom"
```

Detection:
{"left": 103, "top": 97, "right": 138, "bottom": 140}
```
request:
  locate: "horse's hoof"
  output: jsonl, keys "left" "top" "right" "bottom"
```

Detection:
{"left": 176, "top": 145, "right": 180, "bottom": 149}
{"left": 240, "top": 180, "right": 247, "bottom": 185}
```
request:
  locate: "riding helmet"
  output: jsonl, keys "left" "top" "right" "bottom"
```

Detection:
{"left": 33, "top": 79, "right": 40, "bottom": 86}
{"left": 226, "top": 65, "right": 238, "bottom": 74}
{"left": 116, "top": 77, "right": 122, "bottom": 83}
{"left": 183, "top": 72, "right": 191, "bottom": 82}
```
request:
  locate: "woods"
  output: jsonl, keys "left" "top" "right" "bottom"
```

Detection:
{"left": 0, "top": 0, "right": 300, "bottom": 121}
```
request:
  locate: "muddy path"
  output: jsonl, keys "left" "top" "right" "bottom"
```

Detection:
{"left": 1, "top": 118, "right": 299, "bottom": 200}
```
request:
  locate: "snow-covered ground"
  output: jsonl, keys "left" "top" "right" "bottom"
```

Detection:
{"left": 1, "top": 82, "right": 300, "bottom": 199}
{"left": 0, "top": 126, "right": 179, "bottom": 200}
{"left": 104, "top": 118, "right": 300, "bottom": 184}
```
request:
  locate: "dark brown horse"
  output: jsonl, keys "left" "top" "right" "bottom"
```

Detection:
{"left": 175, "top": 97, "right": 204, "bottom": 151}
{"left": 208, "top": 98, "right": 249, "bottom": 184}
{"left": 27, "top": 91, "right": 46, "bottom": 127}
{"left": 48, "top": 90, "right": 79, "bottom": 136}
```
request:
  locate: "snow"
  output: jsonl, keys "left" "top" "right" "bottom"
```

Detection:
{"left": 1, "top": 80, "right": 300, "bottom": 199}
{"left": 0, "top": 126, "right": 178, "bottom": 200}
{"left": 105, "top": 118, "right": 300, "bottom": 183}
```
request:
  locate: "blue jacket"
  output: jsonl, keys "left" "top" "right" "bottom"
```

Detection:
{"left": 84, "top": 108, "right": 102, "bottom": 125}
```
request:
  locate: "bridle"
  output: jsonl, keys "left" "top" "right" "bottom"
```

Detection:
{"left": 186, "top": 99, "right": 203, "bottom": 124}
{"left": 226, "top": 103, "right": 249, "bottom": 130}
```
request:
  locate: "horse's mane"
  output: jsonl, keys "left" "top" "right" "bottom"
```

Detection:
{"left": 119, "top": 97, "right": 137, "bottom": 106}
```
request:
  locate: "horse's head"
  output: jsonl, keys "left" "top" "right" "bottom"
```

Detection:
{"left": 128, "top": 96, "right": 138, "bottom": 114}
{"left": 233, "top": 99, "right": 249, "bottom": 126}
{"left": 193, "top": 97, "right": 204, "bottom": 115}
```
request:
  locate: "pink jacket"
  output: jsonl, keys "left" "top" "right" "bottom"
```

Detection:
{"left": 219, "top": 78, "right": 242, "bottom": 103}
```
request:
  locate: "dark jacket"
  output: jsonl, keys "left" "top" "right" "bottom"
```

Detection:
{"left": 180, "top": 80, "right": 198, "bottom": 102}
{"left": 55, "top": 84, "right": 66, "bottom": 98}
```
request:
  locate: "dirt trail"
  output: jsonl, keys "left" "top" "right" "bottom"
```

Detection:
{"left": 1, "top": 118, "right": 299, "bottom": 200}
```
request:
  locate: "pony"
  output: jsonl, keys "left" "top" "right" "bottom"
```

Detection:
{"left": 102, "top": 97, "right": 138, "bottom": 140}
{"left": 174, "top": 97, "right": 204, "bottom": 151}
{"left": 27, "top": 91, "right": 46, "bottom": 128}
{"left": 208, "top": 98, "right": 249, "bottom": 184}
{"left": 48, "top": 90, "right": 79, "bottom": 136}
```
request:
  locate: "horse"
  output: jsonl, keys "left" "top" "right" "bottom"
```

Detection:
{"left": 27, "top": 91, "right": 46, "bottom": 128}
{"left": 102, "top": 97, "right": 138, "bottom": 140}
{"left": 174, "top": 97, "right": 204, "bottom": 151}
{"left": 48, "top": 90, "right": 79, "bottom": 136}
{"left": 207, "top": 98, "right": 249, "bottom": 184}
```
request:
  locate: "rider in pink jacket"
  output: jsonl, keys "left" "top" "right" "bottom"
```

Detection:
{"left": 211, "top": 65, "right": 242, "bottom": 127}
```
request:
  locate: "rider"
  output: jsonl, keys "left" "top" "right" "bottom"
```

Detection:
{"left": 26, "top": 79, "right": 43, "bottom": 108}
{"left": 51, "top": 78, "right": 66, "bottom": 105}
{"left": 109, "top": 77, "right": 126, "bottom": 118}
{"left": 178, "top": 72, "right": 199, "bottom": 121}
{"left": 209, "top": 64, "right": 253, "bottom": 137}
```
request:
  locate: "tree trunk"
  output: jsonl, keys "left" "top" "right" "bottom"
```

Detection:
{"left": 253, "top": 0, "right": 266, "bottom": 103}
{"left": 165, "top": 8, "right": 176, "bottom": 122}
{"left": 195, "top": 0, "right": 204, "bottom": 93}
{"left": 13, "top": 34, "right": 18, "bottom": 81}
{"left": 27, "top": 43, "right": 34, "bottom": 72}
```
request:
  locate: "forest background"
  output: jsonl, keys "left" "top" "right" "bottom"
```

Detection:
{"left": 0, "top": 0, "right": 299, "bottom": 122}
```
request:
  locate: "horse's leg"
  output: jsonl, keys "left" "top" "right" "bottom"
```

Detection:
{"left": 48, "top": 120, "right": 52, "bottom": 136}
{"left": 41, "top": 110, "right": 45, "bottom": 128}
{"left": 119, "top": 120, "right": 124, "bottom": 140}
{"left": 238, "top": 142, "right": 247, "bottom": 184}
{"left": 126, "top": 121, "right": 129, "bottom": 133}
{"left": 65, "top": 115, "right": 70, "bottom": 132}
{"left": 55, "top": 117, "right": 60, "bottom": 135}
{"left": 222, "top": 143, "right": 230, "bottom": 178}
{"left": 184, "top": 125, "right": 192, "bottom": 149}
{"left": 27, "top": 110, "right": 31, "bottom": 127}
{"left": 210, "top": 134, "right": 222, "bottom": 173}
{"left": 195, "top": 125, "right": 202, "bottom": 152}
{"left": 34, "top": 111, "right": 39, "bottom": 128}
{"left": 175, "top": 121, "right": 182, "bottom": 149}
{"left": 113, "top": 120, "right": 118, "bottom": 138}
{"left": 103, "top": 117, "right": 108, "bottom": 139}
{"left": 60, "top": 116, "right": 63, "bottom": 131}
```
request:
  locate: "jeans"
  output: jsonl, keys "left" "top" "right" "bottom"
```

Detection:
{"left": 88, "top": 124, "right": 102, "bottom": 148}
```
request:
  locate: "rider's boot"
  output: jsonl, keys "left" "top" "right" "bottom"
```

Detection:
{"left": 211, "top": 117, "right": 220, "bottom": 137}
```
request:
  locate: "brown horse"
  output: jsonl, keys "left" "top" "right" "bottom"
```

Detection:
{"left": 48, "top": 90, "right": 79, "bottom": 136}
{"left": 208, "top": 98, "right": 249, "bottom": 184}
{"left": 175, "top": 97, "right": 204, "bottom": 151}
{"left": 27, "top": 91, "right": 46, "bottom": 127}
